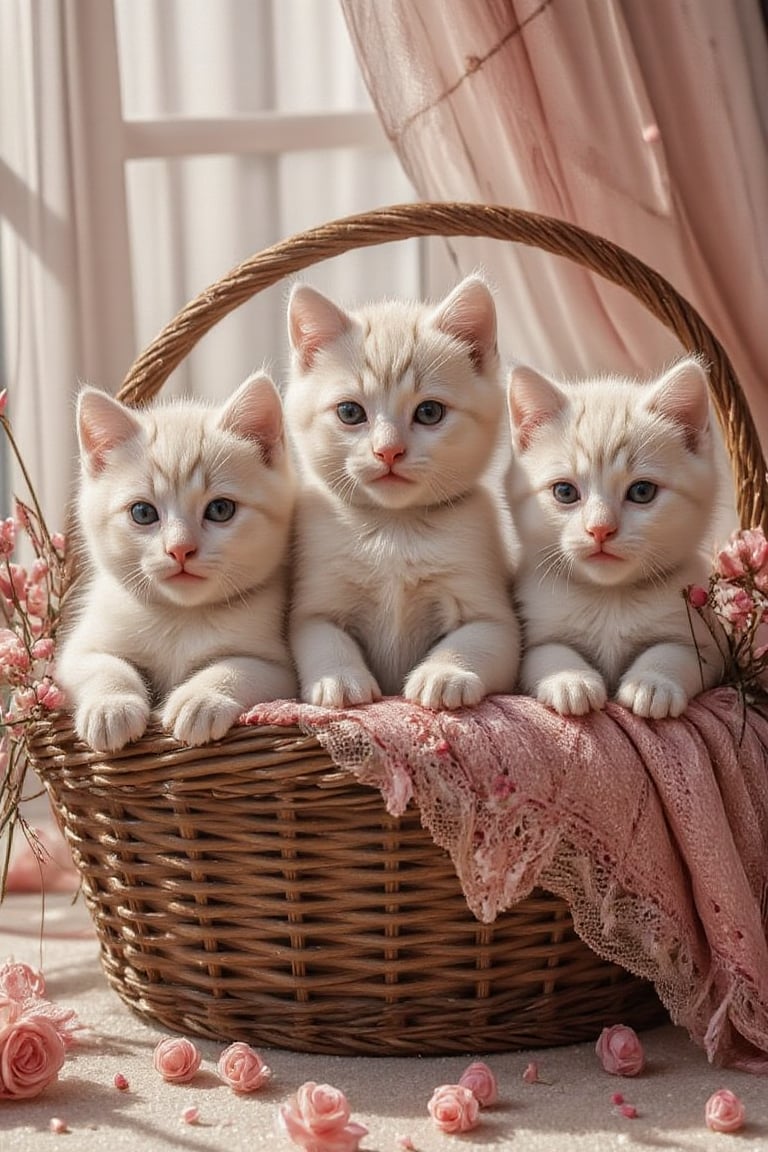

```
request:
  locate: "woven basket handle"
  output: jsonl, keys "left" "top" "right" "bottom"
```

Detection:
{"left": 117, "top": 202, "right": 766, "bottom": 532}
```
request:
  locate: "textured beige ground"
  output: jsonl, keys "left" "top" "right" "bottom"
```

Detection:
{"left": 2, "top": 893, "right": 767, "bottom": 1151}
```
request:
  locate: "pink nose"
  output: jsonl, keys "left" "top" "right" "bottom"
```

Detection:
{"left": 167, "top": 542, "right": 196, "bottom": 565}
{"left": 375, "top": 444, "right": 405, "bottom": 467}
{"left": 588, "top": 524, "right": 616, "bottom": 545}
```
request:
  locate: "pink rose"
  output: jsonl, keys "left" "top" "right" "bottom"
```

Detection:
{"left": 278, "top": 1081, "right": 369, "bottom": 1152}
{"left": 0, "top": 997, "right": 22, "bottom": 1040}
{"left": 0, "top": 1015, "right": 66, "bottom": 1098}
{"left": 458, "top": 1060, "right": 498, "bottom": 1107}
{"left": 152, "top": 1036, "right": 202, "bottom": 1083}
{"left": 704, "top": 1088, "right": 745, "bottom": 1133}
{"left": 427, "top": 1083, "right": 480, "bottom": 1133}
{"left": 20, "top": 998, "right": 82, "bottom": 1050}
{"left": 0, "top": 960, "right": 46, "bottom": 1000}
{"left": 217, "top": 1041, "right": 272, "bottom": 1093}
{"left": 596, "top": 1024, "right": 645, "bottom": 1076}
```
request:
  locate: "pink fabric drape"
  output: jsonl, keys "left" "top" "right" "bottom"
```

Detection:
{"left": 340, "top": 0, "right": 768, "bottom": 454}
{"left": 248, "top": 690, "right": 768, "bottom": 1071}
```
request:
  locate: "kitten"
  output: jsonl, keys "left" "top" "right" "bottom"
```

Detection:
{"left": 57, "top": 373, "right": 296, "bottom": 751}
{"left": 505, "top": 357, "right": 723, "bottom": 718}
{"left": 284, "top": 275, "right": 521, "bottom": 710}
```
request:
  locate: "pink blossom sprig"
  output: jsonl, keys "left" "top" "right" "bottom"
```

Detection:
{"left": 685, "top": 527, "right": 768, "bottom": 706}
{"left": 0, "top": 393, "right": 68, "bottom": 900}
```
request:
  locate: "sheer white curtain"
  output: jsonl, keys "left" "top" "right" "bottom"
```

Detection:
{"left": 0, "top": 0, "right": 134, "bottom": 533}
{"left": 0, "top": 0, "right": 418, "bottom": 850}
{"left": 0, "top": 0, "right": 418, "bottom": 531}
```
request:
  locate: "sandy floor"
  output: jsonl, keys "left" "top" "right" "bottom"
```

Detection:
{"left": 2, "top": 892, "right": 767, "bottom": 1151}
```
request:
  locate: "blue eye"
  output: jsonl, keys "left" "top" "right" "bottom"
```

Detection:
{"left": 130, "top": 502, "right": 159, "bottom": 525}
{"left": 337, "top": 401, "right": 366, "bottom": 425}
{"left": 204, "top": 498, "right": 236, "bottom": 522}
{"left": 626, "top": 481, "right": 657, "bottom": 504}
{"left": 552, "top": 482, "right": 579, "bottom": 505}
{"left": 414, "top": 400, "right": 445, "bottom": 425}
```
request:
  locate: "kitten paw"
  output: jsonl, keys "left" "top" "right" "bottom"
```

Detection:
{"left": 162, "top": 688, "right": 241, "bottom": 746}
{"left": 76, "top": 695, "right": 150, "bottom": 752}
{"left": 537, "top": 671, "right": 607, "bottom": 716}
{"left": 307, "top": 672, "right": 382, "bottom": 709}
{"left": 404, "top": 666, "right": 485, "bottom": 710}
{"left": 617, "top": 675, "right": 687, "bottom": 719}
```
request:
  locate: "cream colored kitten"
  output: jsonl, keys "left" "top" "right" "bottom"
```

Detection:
{"left": 57, "top": 374, "right": 296, "bottom": 751}
{"left": 285, "top": 276, "right": 520, "bottom": 710}
{"left": 506, "top": 358, "right": 723, "bottom": 718}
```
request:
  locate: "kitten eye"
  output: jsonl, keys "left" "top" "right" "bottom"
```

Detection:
{"left": 413, "top": 400, "right": 445, "bottom": 426}
{"left": 204, "top": 498, "right": 236, "bottom": 523}
{"left": 337, "top": 401, "right": 366, "bottom": 425}
{"left": 130, "top": 502, "right": 159, "bottom": 525}
{"left": 552, "top": 482, "right": 580, "bottom": 504}
{"left": 626, "top": 480, "right": 658, "bottom": 504}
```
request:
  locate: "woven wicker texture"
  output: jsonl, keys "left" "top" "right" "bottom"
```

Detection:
{"left": 29, "top": 203, "right": 765, "bottom": 1055}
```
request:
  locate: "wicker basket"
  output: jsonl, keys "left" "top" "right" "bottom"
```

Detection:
{"left": 28, "top": 203, "right": 767, "bottom": 1056}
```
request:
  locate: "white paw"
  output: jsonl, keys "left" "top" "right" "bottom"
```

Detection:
{"left": 162, "top": 687, "right": 241, "bottom": 746}
{"left": 307, "top": 670, "right": 382, "bottom": 709}
{"left": 537, "top": 670, "right": 607, "bottom": 716}
{"left": 404, "top": 665, "right": 485, "bottom": 710}
{"left": 617, "top": 674, "right": 687, "bottom": 719}
{"left": 76, "top": 694, "right": 150, "bottom": 752}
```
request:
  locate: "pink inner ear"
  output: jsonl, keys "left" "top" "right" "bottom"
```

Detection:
{"left": 434, "top": 278, "right": 497, "bottom": 371}
{"left": 78, "top": 391, "right": 140, "bottom": 474}
{"left": 648, "top": 360, "right": 710, "bottom": 451}
{"left": 507, "top": 368, "right": 565, "bottom": 451}
{"left": 288, "top": 286, "right": 351, "bottom": 370}
{"left": 219, "top": 374, "right": 284, "bottom": 462}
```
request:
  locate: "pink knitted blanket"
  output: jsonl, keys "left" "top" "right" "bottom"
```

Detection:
{"left": 246, "top": 687, "right": 768, "bottom": 1072}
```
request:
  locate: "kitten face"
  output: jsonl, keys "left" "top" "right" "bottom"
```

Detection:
{"left": 506, "top": 359, "right": 716, "bottom": 588}
{"left": 285, "top": 276, "right": 503, "bottom": 510}
{"left": 76, "top": 374, "right": 293, "bottom": 608}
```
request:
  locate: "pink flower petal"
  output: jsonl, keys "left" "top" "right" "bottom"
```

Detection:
{"left": 705, "top": 1088, "right": 745, "bottom": 1133}
{"left": 458, "top": 1060, "right": 497, "bottom": 1107}
{"left": 152, "top": 1036, "right": 202, "bottom": 1084}
{"left": 427, "top": 1083, "right": 480, "bottom": 1134}
{"left": 596, "top": 1024, "right": 645, "bottom": 1077}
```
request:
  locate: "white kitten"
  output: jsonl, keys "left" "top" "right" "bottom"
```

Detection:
{"left": 57, "top": 374, "right": 296, "bottom": 751}
{"left": 506, "top": 358, "right": 723, "bottom": 718}
{"left": 285, "top": 276, "right": 520, "bottom": 710}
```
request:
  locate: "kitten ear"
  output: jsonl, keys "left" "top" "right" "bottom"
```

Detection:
{"left": 647, "top": 358, "right": 711, "bottom": 451}
{"left": 287, "top": 284, "right": 352, "bottom": 370}
{"left": 431, "top": 276, "right": 497, "bottom": 371}
{"left": 219, "top": 372, "right": 285, "bottom": 464}
{"left": 507, "top": 366, "right": 566, "bottom": 451}
{"left": 77, "top": 388, "right": 142, "bottom": 475}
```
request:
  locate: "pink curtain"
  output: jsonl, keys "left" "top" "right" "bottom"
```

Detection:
{"left": 340, "top": 0, "right": 768, "bottom": 457}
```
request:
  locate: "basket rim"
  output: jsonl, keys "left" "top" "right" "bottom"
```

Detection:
{"left": 116, "top": 200, "right": 767, "bottom": 533}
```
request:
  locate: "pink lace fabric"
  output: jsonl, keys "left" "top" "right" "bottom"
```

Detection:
{"left": 245, "top": 687, "right": 768, "bottom": 1072}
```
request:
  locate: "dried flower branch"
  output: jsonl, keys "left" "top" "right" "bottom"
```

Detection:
{"left": 685, "top": 527, "right": 768, "bottom": 733}
{"left": 0, "top": 392, "right": 69, "bottom": 900}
